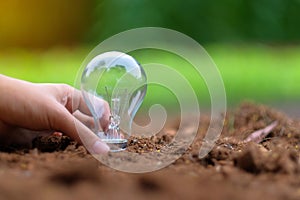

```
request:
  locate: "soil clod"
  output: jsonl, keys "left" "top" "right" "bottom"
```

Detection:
{"left": 32, "top": 135, "right": 72, "bottom": 152}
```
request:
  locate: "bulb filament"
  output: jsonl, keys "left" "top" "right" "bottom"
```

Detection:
{"left": 106, "top": 98, "right": 122, "bottom": 139}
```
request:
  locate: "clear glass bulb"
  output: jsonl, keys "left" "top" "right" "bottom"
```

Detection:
{"left": 81, "top": 51, "right": 147, "bottom": 152}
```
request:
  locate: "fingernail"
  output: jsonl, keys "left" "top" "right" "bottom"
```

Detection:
{"left": 92, "top": 140, "right": 110, "bottom": 154}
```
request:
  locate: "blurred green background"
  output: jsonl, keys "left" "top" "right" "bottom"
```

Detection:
{"left": 0, "top": 0, "right": 299, "bottom": 116}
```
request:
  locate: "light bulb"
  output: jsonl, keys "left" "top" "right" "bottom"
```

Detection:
{"left": 81, "top": 51, "right": 147, "bottom": 152}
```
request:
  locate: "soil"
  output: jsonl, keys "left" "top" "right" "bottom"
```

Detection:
{"left": 1, "top": 102, "right": 300, "bottom": 200}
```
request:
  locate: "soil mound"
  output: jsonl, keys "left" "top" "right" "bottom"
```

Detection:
{"left": 1, "top": 102, "right": 300, "bottom": 200}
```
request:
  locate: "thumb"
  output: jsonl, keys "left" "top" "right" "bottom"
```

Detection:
{"left": 53, "top": 107, "right": 110, "bottom": 154}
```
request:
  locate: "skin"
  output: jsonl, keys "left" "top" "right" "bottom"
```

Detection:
{"left": 0, "top": 75, "right": 110, "bottom": 154}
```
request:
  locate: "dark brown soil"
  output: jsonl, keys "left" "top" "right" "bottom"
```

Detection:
{"left": 1, "top": 102, "right": 300, "bottom": 200}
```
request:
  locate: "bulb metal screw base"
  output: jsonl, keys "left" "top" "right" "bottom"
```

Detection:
{"left": 102, "top": 138, "right": 127, "bottom": 152}
{"left": 97, "top": 132, "right": 127, "bottom": 152}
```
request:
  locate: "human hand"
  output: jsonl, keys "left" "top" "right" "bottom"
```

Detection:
{"left": 0, "top": 75, "right": 110, "bottom": 154}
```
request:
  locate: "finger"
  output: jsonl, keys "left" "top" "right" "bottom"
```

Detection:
{"left": 43, "top": 83, "right": 91, "bottom": 116}
{"left": 73, "top": 110, "right": 95, "bottom": 129}
{"left": 65, "top": 87, "right": 110, "bottom": 130}
{"left": 52, "top": 105, "right": 110, "bottom": 154}
{"left": 67, "top": 87, "right": 92, "bottom": 115}
{"left": 99, "top": 102, "right": 110, "bottom": 131}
